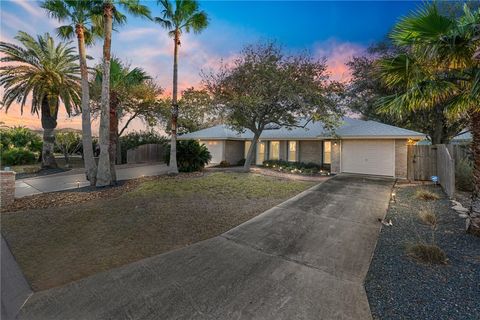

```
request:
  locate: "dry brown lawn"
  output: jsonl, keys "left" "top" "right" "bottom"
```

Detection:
{"left": 1, "top": 172, "right": 316, "bottom": 291}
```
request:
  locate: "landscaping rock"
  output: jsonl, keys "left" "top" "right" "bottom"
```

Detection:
{"left": 366, "top": 184, "right": 480, "bottom": 320}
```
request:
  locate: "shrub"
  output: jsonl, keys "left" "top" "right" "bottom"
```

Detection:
{"left": 219, "top": 160, "right": 230, "bottom": 167}
{"left": 415, "top": 188, "right": 440, "bottom": 200}
{"left": 262, "top": 159, "right": 326, "bottom": 175}
{"left": 0, "top": 126, "right": 42, "bottom": 153}
{"left": 1, "top": 147, "right": 37, "bottom": 166}
{"left": 455, "top": 158, "right": 473, "bottom": 192}
{"left": 54, "top": 132, "right": 82, "bottom": 164}
{"left": 406, "top": 243, "right": 447, "bottom": 264}
{"left": 165, "top": 140, "right": 211, "bottom": 172}
{"left": 237, "top": 158, "right": 246, "bottom": 166}
{"left": 120, "top": 131, "right": 168, "bottom": 164}
{"left": 418, "top": 208, "right": 437, "bottom": 227}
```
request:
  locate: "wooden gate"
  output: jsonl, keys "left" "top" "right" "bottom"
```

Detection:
{"left": 407, "top": 145, "right": 437, "bottom": 181}
{"left": 407, "top": 144, "right": 457, "bottom": 198}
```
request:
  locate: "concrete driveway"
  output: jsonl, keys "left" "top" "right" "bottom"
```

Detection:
{"left": 17, "top": 174, "right": 394, "bottom": 320}
{"left": 15, "top": 163, "right": 168, "bottom": 198}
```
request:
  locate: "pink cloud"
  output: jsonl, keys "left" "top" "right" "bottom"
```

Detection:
{"left": 314, "top": 39, "right": 365, "bottom": 82}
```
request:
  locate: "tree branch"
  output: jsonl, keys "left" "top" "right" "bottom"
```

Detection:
{"left": 119, "top": 112, "right": 138, "bottom": 137}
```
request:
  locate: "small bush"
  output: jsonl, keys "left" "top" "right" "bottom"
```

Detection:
{"left": 0, "top": 126, "right": 42, "bottom": 153}
{"left": 237, "top": 158, "right": 246, "bottom": 166}
{"left": 418, "top": 208, "right": 437, "bottom": 227}
{"left": 455, "top": 158, "right": 473, "bottom": 192}
{"left": 406, "top": 243, "right": 447, "bottom": 264}
{"left": 262, "top": 159, "right": 327, "bottom": 175}
{"left": 1, "top": 147, "right": 37, "bottom": 166}
{"left": 165, "top": 140, "right": 211, "bottom": 172}
{"left": 218, "top": 161, "right": 230, "bottom": 167}
{"left": 415, "top": 188, "right": 440, "bottom": 200}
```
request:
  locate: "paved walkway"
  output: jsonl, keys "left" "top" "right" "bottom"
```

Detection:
{"left": 14, "top": 163, "right": 168, "bottom": 198}
{"left": 17, "top": 174, "right": 394, "bottom": 320}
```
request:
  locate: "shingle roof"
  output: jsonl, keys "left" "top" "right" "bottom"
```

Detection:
{"left": 178, "top": 117, "right": 425, "bottom": 140}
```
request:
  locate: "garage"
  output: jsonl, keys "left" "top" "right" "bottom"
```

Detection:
{"left": 199, "top": 140, "right": 224, "bottom": 164}
{"left": 341, "top": 140, "right": 395, "bottom": 176}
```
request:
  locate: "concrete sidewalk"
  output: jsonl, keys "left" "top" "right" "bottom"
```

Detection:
{"left": 17, "top": 174, "right": 394, "bottom": 320}
{"left": 15, "top": 163, "right": 168, "bottom": 198}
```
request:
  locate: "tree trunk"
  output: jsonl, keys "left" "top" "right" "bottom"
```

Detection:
{"left": 168, "top": 29, "right": 180, "bottom": 174}
{"left": 96, "top": 3, "right": 113, "bottom": 187}
{"left": 109, "top": 93, "right": 118, "bottom": 181}
{"left": 431, "top": 105, "right": 445, "bottom": 145}
{"left": 40, "top": 97, "right": 58, "bottom": 168}
{"left": 76, "top": 25, "right": 97, "bottom": 186}
{"left": 243, "top": 132, "right": 260, "bottom": 172}
{"left": 467, "top": 110, "right": 480, "bottom": 236}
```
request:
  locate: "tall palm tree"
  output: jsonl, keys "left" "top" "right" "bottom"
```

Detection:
{"left": 0, "top": 32, "right": 81, "bottom": 168}
{"left": 154, "top": 0, "right": 208, "bottom": 174}
{"left": 95, "top": 0, "right": 150, "bottom": 186}
{"left": 41, "top": 0, "right": 103, "bottom": 185}
{"left": 376, "top": 4, "right": 480, "bottom": 235}
{"left": 92, "top": 57, "right": 151, "bottom": 181}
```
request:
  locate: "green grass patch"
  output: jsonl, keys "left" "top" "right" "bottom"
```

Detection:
{"left": 133, "top": 172, "right": 314, "bottom": 199}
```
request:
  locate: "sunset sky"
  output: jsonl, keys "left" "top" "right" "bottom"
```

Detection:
{"left": 0, "top": 0, "right": 419, "bottom": 134}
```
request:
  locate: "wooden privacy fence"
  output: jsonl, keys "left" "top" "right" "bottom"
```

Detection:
{"left": 127, "top": 144, "right": 165, "bottom": 164}
{"left": 407, "top": 144, "right": 460, "bottom": 198}
{"left": 436, "top": 145, "right": 455, "bottom": 198}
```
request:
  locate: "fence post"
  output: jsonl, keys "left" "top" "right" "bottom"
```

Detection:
{"left": 436, "top": 144, "right": 455, "bottom": 199}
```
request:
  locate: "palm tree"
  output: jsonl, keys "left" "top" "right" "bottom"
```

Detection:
{"left": 0, "top": 32, "right": 81, "bottom": 168}
{"left": 92, "top": 57, "right": 151, "bottom": 181}
{"left": 376, "top": 4, "right": 480, "bottom": 235}
{"left": 41, "top": 0, "right": 103, "bottom": 185}
{"left": 154, "top": 0, "right": 208, "bottom": 174}
{"left": 95, "top": 0, "right": 150, "bottom": 186}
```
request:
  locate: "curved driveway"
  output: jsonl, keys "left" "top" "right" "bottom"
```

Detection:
{"left": 18, "top": 174, "right": 394, "bottom": 320}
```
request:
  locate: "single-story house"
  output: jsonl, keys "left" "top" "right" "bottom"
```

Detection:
{"left": 178, "top": 117, "right": 425, "bottom": 178}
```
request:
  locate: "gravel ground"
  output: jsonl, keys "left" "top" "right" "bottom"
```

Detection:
{"left": 365, "top": 183, "right": 480, "bottom": 320}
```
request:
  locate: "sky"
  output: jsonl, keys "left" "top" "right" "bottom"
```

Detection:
{"left": 0, "top": 0, "right": 421, "bottom": 134}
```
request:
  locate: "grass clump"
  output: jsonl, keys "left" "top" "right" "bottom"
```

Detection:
{"left": 415, "top": 188, "right": 440, "bottom": 201}
{"left": 406, "top": 243, "right": 447, "bottom": 264}
{"left": 418, "top": 208, "right": 437, "bottom": 227}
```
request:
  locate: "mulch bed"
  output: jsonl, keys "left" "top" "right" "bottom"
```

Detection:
{"left": 365, "top": 183, "right": 480, "bottom": 320}
{"left": 2, "top": 172, "right": 203, "bottom": 213}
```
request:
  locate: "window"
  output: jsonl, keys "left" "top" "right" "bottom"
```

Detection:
{"left": 269, "top": 141, "right": 280, "bottom": 160}
{"left": 323, "top": 141, "right": 331, "bottom": 164}
{"left": 256, "top": 141, "right": 266, "bottom": 165}
{"left": 244, "top": 141, "right": 252, "bottom": 158}
{"left": 288, "top": 141, "right": 297, "bottom": 162}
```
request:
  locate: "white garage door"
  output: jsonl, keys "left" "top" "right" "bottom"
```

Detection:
{"left": 200, "top": 140, "right": 224, "bottom": 164}
{"left": 341, "top": 140, "right": 395, "bottom": 176}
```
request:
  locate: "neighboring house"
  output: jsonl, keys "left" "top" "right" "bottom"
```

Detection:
{"left": 417, "top": 130, "right": 472, "bottom": 145}
{"left": 178, "top": 117, "right": 425, "bottom": 178}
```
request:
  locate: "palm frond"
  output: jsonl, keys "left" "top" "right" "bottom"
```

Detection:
{"left": 56, "top": 25, "right": 75, "bottom": 40}
{"left": 0, "top": 31, "right": 81, "bottom": 115}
